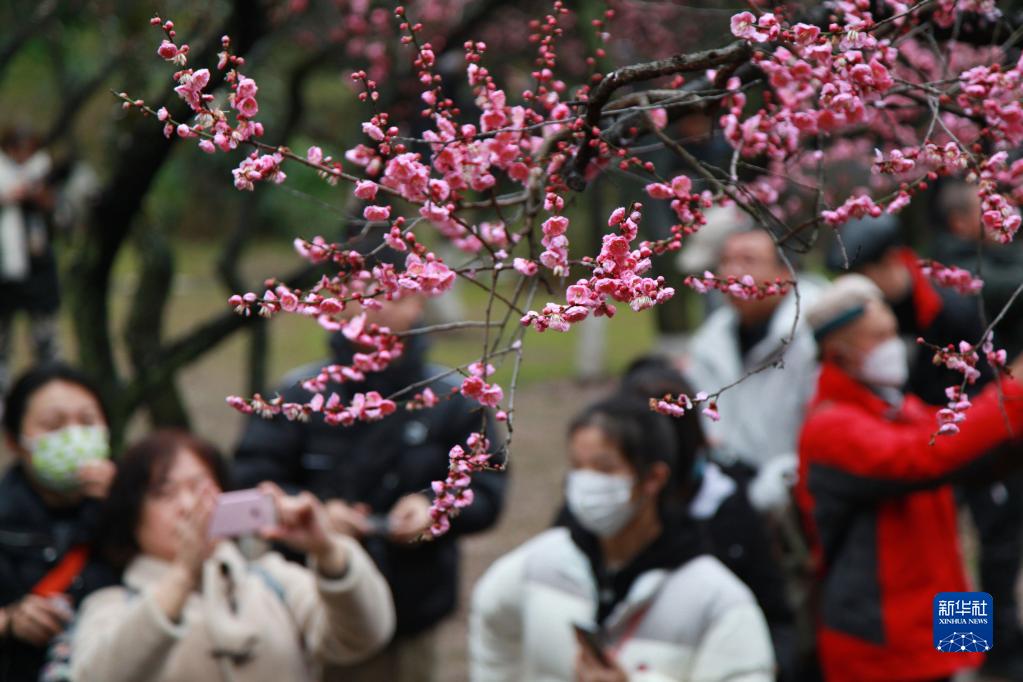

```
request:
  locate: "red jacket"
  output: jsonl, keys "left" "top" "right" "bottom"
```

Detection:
{"left": 797, "top": 362, "right": 1023, "bottom": 682}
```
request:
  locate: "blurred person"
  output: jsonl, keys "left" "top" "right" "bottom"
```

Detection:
{"left": 0, "top": 363, "right": 117, "bottom": 681}
{"left": 675, "top": 205, "right": 752, "bottom": 318}
{"left": 676, "top": 206, "right": 752, "bottom": 277}
{"left": 470, "top": 396, "right": 774, "bottom": 682}
{"left": 798, "top": 274, "right": 1023, "bottom": 682}
{"left": 0, "top": 129, "right": 63, "bottom": 395}
{"left": 829, "top": 214, "right": 1023, "bottom": 676}
{"left": 931, "top": 178, "right": 1023, "bottom": 355}
{"left": 233, "top": 290, "right": 506, "bottom": 682}
{"left": 684, "top": 225, "right": 822, "bottom": 514}
{"left": 827, "top": 213, "right": 989, "bottom": 405}
{"left": 67, "top": 429, "right": 394, "bottom": 682}
{"left": 621, "top": 356, "right": 798, "bottom": 681}
{"left": 930, "top": 181, "right": 1023, "bottom": 677}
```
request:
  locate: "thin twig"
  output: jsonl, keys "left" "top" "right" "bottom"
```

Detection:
{"left": 393, "top": 320, "right": 502, "bottom": 336}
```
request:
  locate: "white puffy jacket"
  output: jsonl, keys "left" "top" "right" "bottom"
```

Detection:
{"left": 469, "top": 527, "right": 774, "bottom": 682}
{"left": 684, "top": 281, "right": 823, "bottom": 475}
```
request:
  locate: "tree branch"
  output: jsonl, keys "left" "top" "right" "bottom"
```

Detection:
{"left": 567, "top": 40, "right": 752, "bottom": 189}
{"left": 69, "top": 0, "right": 269, "bottom": 415}
{"left": 121, "top": 261, "right": 323, "bottom": 415}
{"left": 0, "top": 0, "right": 60, "bottom": 78}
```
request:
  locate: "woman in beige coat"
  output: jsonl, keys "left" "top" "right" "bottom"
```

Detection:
{"left": 68, "top": 430, "right": 395, "bottom": 682}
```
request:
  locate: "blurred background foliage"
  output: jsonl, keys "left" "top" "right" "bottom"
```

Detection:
{"left": 2, "top": 0, "right": 739, "bottom": 446}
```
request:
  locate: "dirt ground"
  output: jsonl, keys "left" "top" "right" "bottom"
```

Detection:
{"left": 430, "top": 379, "right": 610, "bottom": 681}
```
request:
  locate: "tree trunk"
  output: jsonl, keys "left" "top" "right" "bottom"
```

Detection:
{"left": 123, "top": 223, "right": 190, "bottom": 440}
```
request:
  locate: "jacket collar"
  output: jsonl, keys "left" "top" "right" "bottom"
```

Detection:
{"left": 125, "top": 542, "right": 261, "bottom": 660}
{"left": 894, "top": 247, "right": 943, "bottom": 331}
{"left": 565, "top": 507, "right": 708, "bottom": 625}
{"left": 124, "top": 541, "right": 245, "bottom": 593}
{"left": 812, "top": 362, "right": 901, "bottom": 418}
{"left": 698, "top": 285, "right": 808, "bottom": 375}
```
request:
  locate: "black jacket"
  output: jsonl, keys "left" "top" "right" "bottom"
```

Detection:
{"left": 695, "top": 461, "right": 794, "bottom": 628}
{"left": 932, "top": 234, "right": 1023, "bottom": 355}
{"left": 233, "top": 335, "right": 507, "bottom": 635}
{"left": 0, "top": 466, "right": 116, "bottom": 682}
{"left": 564, "top": 506, "right": 709, "bottom": 624}
{"left": 890, "top": 248, "right": 991, "bottom": 406}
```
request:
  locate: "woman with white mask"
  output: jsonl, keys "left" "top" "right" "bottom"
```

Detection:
{"left": 0, "top": 363, "right": 118, "bottom": 681}
{"left": 469, "top": 396, "right": 774, "bottom": 682}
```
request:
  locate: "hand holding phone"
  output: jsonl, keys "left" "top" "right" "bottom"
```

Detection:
{"left": 573, "top": 622, "right": 611, "bottom": 667}
{"left": 208, "top": 489, "right": 276, "bottom": 538}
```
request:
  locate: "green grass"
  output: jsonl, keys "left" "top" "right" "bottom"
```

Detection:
{"left": 0, "top": 235, "right": 656, "bottom": 443}
{"left": 425, "top": 280, "right": 657, "bottom": 388}
{"left": 123, "top": 238, "right": 658, "bottom": 391}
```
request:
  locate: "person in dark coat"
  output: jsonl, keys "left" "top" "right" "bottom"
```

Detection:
{"left": 233, "top": 292, "right": 506, "bottom": 682}
{"left": 0, "top": 364, "right": 117, "bottom": 682}
{"left": 829, "top": 215, "right": 1023, "bottom": 677}
{"left": 0, "top": 129, "right": 63, "bottom": 395}
{"left": 931, "top": 178, "right": 1023, "bottom": 355}
{"left": 928, "top": 179, "right": 1023, "bottom": 677}
{"left": 827, "top": 213, "right": 990, "bottom": 405}
{"left": 799, "top": 274, "right": 1023, "bottom": 682}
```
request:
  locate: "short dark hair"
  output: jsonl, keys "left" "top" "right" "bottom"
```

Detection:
{"left": 97, "top": 429, "right": 228, "bottom": 568}
{"left": 0, "top": 125, "right": 39, "bottom": 152}
{"left": 568, "top": 395, "right": 681, "bottom": 506}
{"left": 825, "top": 214, "right": 900, "bottom": 271}
{"left": 3, "top": 363, "right": 108, "bottom": 440}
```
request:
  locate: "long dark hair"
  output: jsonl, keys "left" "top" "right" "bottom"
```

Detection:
{"left": 3, "top": 363, "right": 108, "bottom": 440}
{"left": 97, "top": 430, "right": 228, "bottom": 568}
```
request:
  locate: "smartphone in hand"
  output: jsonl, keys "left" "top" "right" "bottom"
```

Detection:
{"left": 208, "top": 489, "right": 276, "bottom": 538}
{"left": 572, "top": 622, "right": 611, "bottom": 666}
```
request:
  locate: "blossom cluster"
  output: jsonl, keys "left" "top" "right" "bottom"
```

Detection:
{"left": 928, "top": 339, "right": 984, "bottom": 386}
{"left": 936, "top": 386, "right": 971, "bottom": 437}
{"left": 927, "top": 332, "right": 1009, "bottom": 437}
{"left": 459, "top": 361, "right": 503, "bottom": 409}
{"left": 151, "top": 17, "right": 277, "bottom": 189}
{"left": 129, "top": 1, "right": 1023, "bottom": 531}
{"left": 724, "top": 6, "right": 896, "bottom": 162}
{"left": 683, "top": 272, "right": 791, "bottom": 300}
{"left": 521, "top": 205, "right": 675, "bottom": 333}
{"left": 919, "top": 260, "right": 984, "bottom": 295}
{"left": 427, "top": 433, "right": 493, "bottom": 536}
{"left": 225, "top": 389, "right": 397, "bottom": 427}
{"left": 649, "top": 391, "right": 719, "bottom": 422}
{"left": 821, "top": 194, "right": 884, "bottom": 227}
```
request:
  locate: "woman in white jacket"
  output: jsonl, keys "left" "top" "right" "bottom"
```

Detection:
{"left": 66, "top": 429, "right": 395, "bottom": 682}
{"left": 470, "top": 397, "right": 774, "bottom": 682}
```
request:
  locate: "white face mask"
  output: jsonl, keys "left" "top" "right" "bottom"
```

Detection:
{"left": 858, "top": 337, "right": 909, "bottom": 389}
{"left": 565, "top": 469, "right": 636, "bottom": 538}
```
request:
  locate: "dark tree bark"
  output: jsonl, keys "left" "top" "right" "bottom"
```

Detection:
{"left": 123, "top": 223, "right": 190, "bottom": 438}
{"left": 68, "top": 0, "right": 269, "bottom": 434}
{"left": 0, "top": 0, "right": 61, "bottom": 78}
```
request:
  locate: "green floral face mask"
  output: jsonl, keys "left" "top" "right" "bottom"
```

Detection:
{"left": 24, "top": 425, "right": 110, "bottom": 492}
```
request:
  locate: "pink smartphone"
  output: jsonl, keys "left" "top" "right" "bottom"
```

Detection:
{"left": 207, "top": 489, "right": 276, "bottom": 538}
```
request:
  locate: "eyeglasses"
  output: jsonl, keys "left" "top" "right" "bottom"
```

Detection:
{"left": 148, "top": 474, "right": 212, "bottom": 501}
